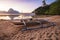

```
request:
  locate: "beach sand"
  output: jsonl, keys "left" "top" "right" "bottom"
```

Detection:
{"left": 0, "top": 15, "right": 60, "bottom": 40}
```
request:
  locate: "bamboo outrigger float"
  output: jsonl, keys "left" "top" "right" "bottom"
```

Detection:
{"left": 13, "top": 19, "right": 56, "bottom": 31}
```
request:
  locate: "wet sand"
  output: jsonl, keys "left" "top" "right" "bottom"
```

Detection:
{"left": 0, "top": 15, "right": 60, "bottom": 40}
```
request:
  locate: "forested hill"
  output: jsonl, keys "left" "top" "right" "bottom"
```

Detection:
{"left": 32, "top": 0, "right": 60, "bottom": 15}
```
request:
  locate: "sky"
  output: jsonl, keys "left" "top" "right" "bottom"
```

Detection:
{"left": 0, "top": 0, "right": 55, "bottom": 13}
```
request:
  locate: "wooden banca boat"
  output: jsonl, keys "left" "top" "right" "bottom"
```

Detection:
{"left": 12, "top": 19, "right": 56, "bottom": 31}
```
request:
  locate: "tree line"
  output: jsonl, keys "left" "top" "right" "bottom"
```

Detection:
{"left": 32, "top": 0, "right": 60, "bottom": 15}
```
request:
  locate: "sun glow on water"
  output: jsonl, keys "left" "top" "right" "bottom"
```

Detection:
{"left": 0, "top": 16, "right": 11, "bottom": 20}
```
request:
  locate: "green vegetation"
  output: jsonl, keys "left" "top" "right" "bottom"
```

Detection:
{"left": 33, "top": 0, "right": 60, "bottom": 15}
